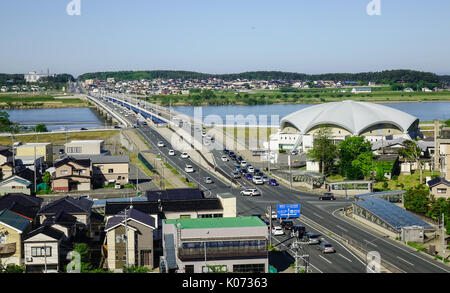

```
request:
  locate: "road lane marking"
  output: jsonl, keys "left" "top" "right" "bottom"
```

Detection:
{"left": 318, "top": 255, "right": 332, "bottom": 264}
{"left": 313, "top": 212, "right": 324, "bottom": 219}
{"left": 338, "top": 253, "right": 353, "bottom": 263}
{"left": 363, "top": 239, "right": 378, "bottom": 247}
{"left": 336, "top": 225, "right": 348, "bottom": 232}
{"left": 397, "top": 256, "right": 414, "bottom": 266}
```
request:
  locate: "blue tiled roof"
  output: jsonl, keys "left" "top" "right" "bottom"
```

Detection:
{"left": 0, "top": 209, "right": 32, "bottom": 232}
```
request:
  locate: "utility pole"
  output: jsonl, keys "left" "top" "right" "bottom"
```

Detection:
{"left": 269, "top": 206, "right": 273, "bottom": 248}
{"left": 288, "top": 155, "right": 292, "bottom": 188}
{"left": 11, "top": 135, "right": 15, "bottom": 175}
{"left": 442, "top": 213, "right": 446, "bottom": 263}
{"left": 136, "top": 159, "right": 139, "bottom": 197}
{"left": 34, "top": 145, "right": 37, "bottom": 193}
{"left": 44, "top": 242, "right": 48, "bottom": 273}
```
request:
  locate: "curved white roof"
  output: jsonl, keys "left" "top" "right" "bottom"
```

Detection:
{"left": 280, "top": 100, "right": 419, "bottom": 135}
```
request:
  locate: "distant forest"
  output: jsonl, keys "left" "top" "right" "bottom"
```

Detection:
{"left": 78, "top": 69, "right": 446, "bottom": 84}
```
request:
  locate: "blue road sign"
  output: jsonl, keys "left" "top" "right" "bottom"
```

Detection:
{"left": 277, "top": 204, "right": 301, "bottom": 219}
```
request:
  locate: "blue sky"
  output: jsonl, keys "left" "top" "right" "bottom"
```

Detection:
{"left": 0, "top": 0, "right": 449, "bottom": 77}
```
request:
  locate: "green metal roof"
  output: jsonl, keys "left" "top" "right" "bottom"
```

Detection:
{"left": 164, "top": 216, "right": 266, "bottom": 229}
{"left": 0, "top": 209, "right": 32, "bottom": 232}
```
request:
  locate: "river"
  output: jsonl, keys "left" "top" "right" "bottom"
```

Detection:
{"left": 172, "top": 102, "right": 450, "bottom": 126}
{"left": 6, "top": 107, "right": 106, "bottom": 131}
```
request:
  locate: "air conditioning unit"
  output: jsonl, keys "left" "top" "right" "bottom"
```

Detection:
{"left": 26, "top": 257, "right": 33, "bottom": 263}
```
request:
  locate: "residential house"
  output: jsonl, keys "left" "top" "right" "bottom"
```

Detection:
{"left": 162, "top": 217, "right": 269, "bottom": 273}
{"left": 104, "top": 207, "right": 156, "bottom": 272}
{"left": 73, "top": 155, "right": 129, "bottom": 188}
{"left": 0, "top": 209, "right": 33, "bottom": 266}
{"left": 427, "top": 177, "right": 450, "bottom": 200}
{"left": 0, "top": 162, "right": 16, "bottom": 179}
{"left": 15, "top": 155, "right": 45, "bottom": 173}
{"left": 15, "top": 143, "right": 53, "bottom": 165}
{"left": 52, "top": 157, "right": 92, "bottom": 192}
{"left": 37, "top": 196, "right": 94, "bottom": 239}
{"left": 0, "top": 148, "right": 13, "bottom": 166}
{"left": 0, "top": 193, "right": 43, "bottom": 227}
{"left": 23, "top": 225, "right": 71, "bottom": 273}
{"left": 0, "top": 175, "right": 32, "bottom": 196}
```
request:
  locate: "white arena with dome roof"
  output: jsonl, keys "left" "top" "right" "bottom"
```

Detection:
{"left": 265, "top": 100, "right": 422, "bottom": 152}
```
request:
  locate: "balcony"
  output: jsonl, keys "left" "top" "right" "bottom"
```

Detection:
{"left": 0, "top": 243, "right": 16, "bottom": 255}
{"left": 178, "top": 246, "right": 267, "bottom": 261}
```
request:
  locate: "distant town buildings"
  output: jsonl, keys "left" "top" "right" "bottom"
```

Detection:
{"left": 24, "top": 71, "right": 55, "bottom": 83}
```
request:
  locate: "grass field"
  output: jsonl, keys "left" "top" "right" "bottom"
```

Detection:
{"left": 0, "top": 130, "right": 119, "bottom": 145}
{"left": 0, "top": 93, "right": 88, "bottom": 108}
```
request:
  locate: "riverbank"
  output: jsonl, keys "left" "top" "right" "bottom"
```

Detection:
{"left": 0, "top": 93, "right": 90, "bottom": 109}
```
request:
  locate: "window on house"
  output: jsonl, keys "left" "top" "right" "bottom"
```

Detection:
{"left": 31, "top": 246, "right": 51, "bottom": 257}
{"left": 60, "top": 170, "right": 68, "bottom": 175}
{"left": 108, "top": 169, "right": 114, "bottom": 174}
{"left": 437, "top": 188, "right": 447, "bottom": 194}
{"left": 0, "top": 234, "right": 6, "bottom": 244}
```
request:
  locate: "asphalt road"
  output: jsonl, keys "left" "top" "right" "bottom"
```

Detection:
{"left": 96, "top": 94, "right": 450, "bottom": 274}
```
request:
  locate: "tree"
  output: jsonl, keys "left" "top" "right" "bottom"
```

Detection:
{"left": 337, "top": 137, "right": 372, "bottom": 180}
{"left": 70, "top": 243, "right": 93, "bottom": 273}
{"left": 403, "top": 185, "right": 430, "bottom": 214}
{"left": 34, "top": 124, "right": 48, "bottom": 133}
{"left": 398, "top": 140, "right": 424, "bottom": 184}
{"left": 307, "top": 127, "right": 338, "bottom": 175}
{"left": 351, "top": 152, "right": 374, "bottom": 180}
{"left": 42, "top": 171, "right": 51, "bottom": 188}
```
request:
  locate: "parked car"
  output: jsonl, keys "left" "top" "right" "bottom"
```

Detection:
{"left": 168, "top": 150, "right": 175, "bottom": 156}
{"left": 185, "top": 165, "right": 194, "bottom": 173}
{"left": 272, "top": 226, "right": 284, "bottom": 236}
{"left": 317, "top": 242, "right": 336, "bottom": 253}
{"left": 157, "top": 141, "right": 165, "bottom": 147}
{"left": 252, "top": 176, "right": 264, "bottom": 185}
{"left": 114, "top": 182, "right": 122, "bottom": 189}
{"left": 280, "top": 220, "right": 294, "bottom": 230}
{"left": 180, "top": 152, "right": 189, "bottom": 159}
{"left": 204, "top": 177, "right": 213, "bottom": 184}
{"left": 232, "top": 172, "right": 241, "bottom": 179}
{"left": 269, "top": 179, "right": 279, "bottom": 186}
{"left": 245, "top": 173, "right": 253, "bottom": 180}
{"left": 240, "top": 188, "right": 261, "bottom": 197}
{"left": 305, "top": 233, "right": 320, "bottom": 245}
{"left": 319, "top": 193, "right": 336, "bottom": 200}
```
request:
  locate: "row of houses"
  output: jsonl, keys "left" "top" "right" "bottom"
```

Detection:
{"left": 0, "top": 189, "right": 269, "bottom": 273}
{"left": 0, "top": 140, "right": 130, "bottom": 195}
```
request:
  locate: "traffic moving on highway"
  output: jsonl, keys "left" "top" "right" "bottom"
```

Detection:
{"left": 95, "top": 94, "right": 450, "bottom": 274}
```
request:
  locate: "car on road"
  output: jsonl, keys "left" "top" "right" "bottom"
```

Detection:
{"left": 269, "top": 179, "right": 279, "bottom": 186}
{"left": 204, "top": 177, "right": 213, "bottom": 184}
{"left": 266, "top": 210, "right": 277, "bottom": 220}
{"left": 317, "top": 242, "right": 336, "bottom": 253}
{"left": 272, "top": 226, "right": 284, "bottom": 236}
{"left": 280, "top": 220, "right": 294, "bottom": 231}
{"left": 247, "top": 166, "right": 255, "bottom": 173}
{"left": 291, "top": 150, "right": 298, "bottom": 155}
{"left": 240, "top": 168, "right": 247, "bottom": 174}
{"left": 305, "top": 233, "right": 320, "bottom": 245}
{"left": 262, "top": 175, "right": 269, "bottom": 182}
{"left": 223, "top": 148, "right": 229, "bottom": 154}
{"left": 168, "top": 150, "right": 175, "bottom": 156}
{"left": 252, "top": 176, "right": 264, "bottom": 185}
{"left": 240, "top": 161, "right": 247, "bottom": 168}
{"left": 293, "top": 225, "right": 306, "bottom": 238}
{"left": 255, "top": 171, "right": 264, "bottom": 177}
{"left": 319, "top": 193, "right": 336, "bottom": 200}
{"left": 245, "top": 173, "right": 253, "bottom": 180}
{"left": 180, "top": 152, "right": 189, "bottom": 159}
{"left": 240, "top": 188, "right": 261, "bottom": 197}
{"left": 232, "top": 172, "right": 241, "bottom": 179}
{"left": 230, "top": 154, "right": 237, "bottom": 161}
{"left": 157, "top": 141, "right": 165, "bottom": 147}
{"left": 221, "top": 155, "right": 229, "bottom": 162}
{"left": 185, "top": 165, "right": 194, "bottom": 173}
